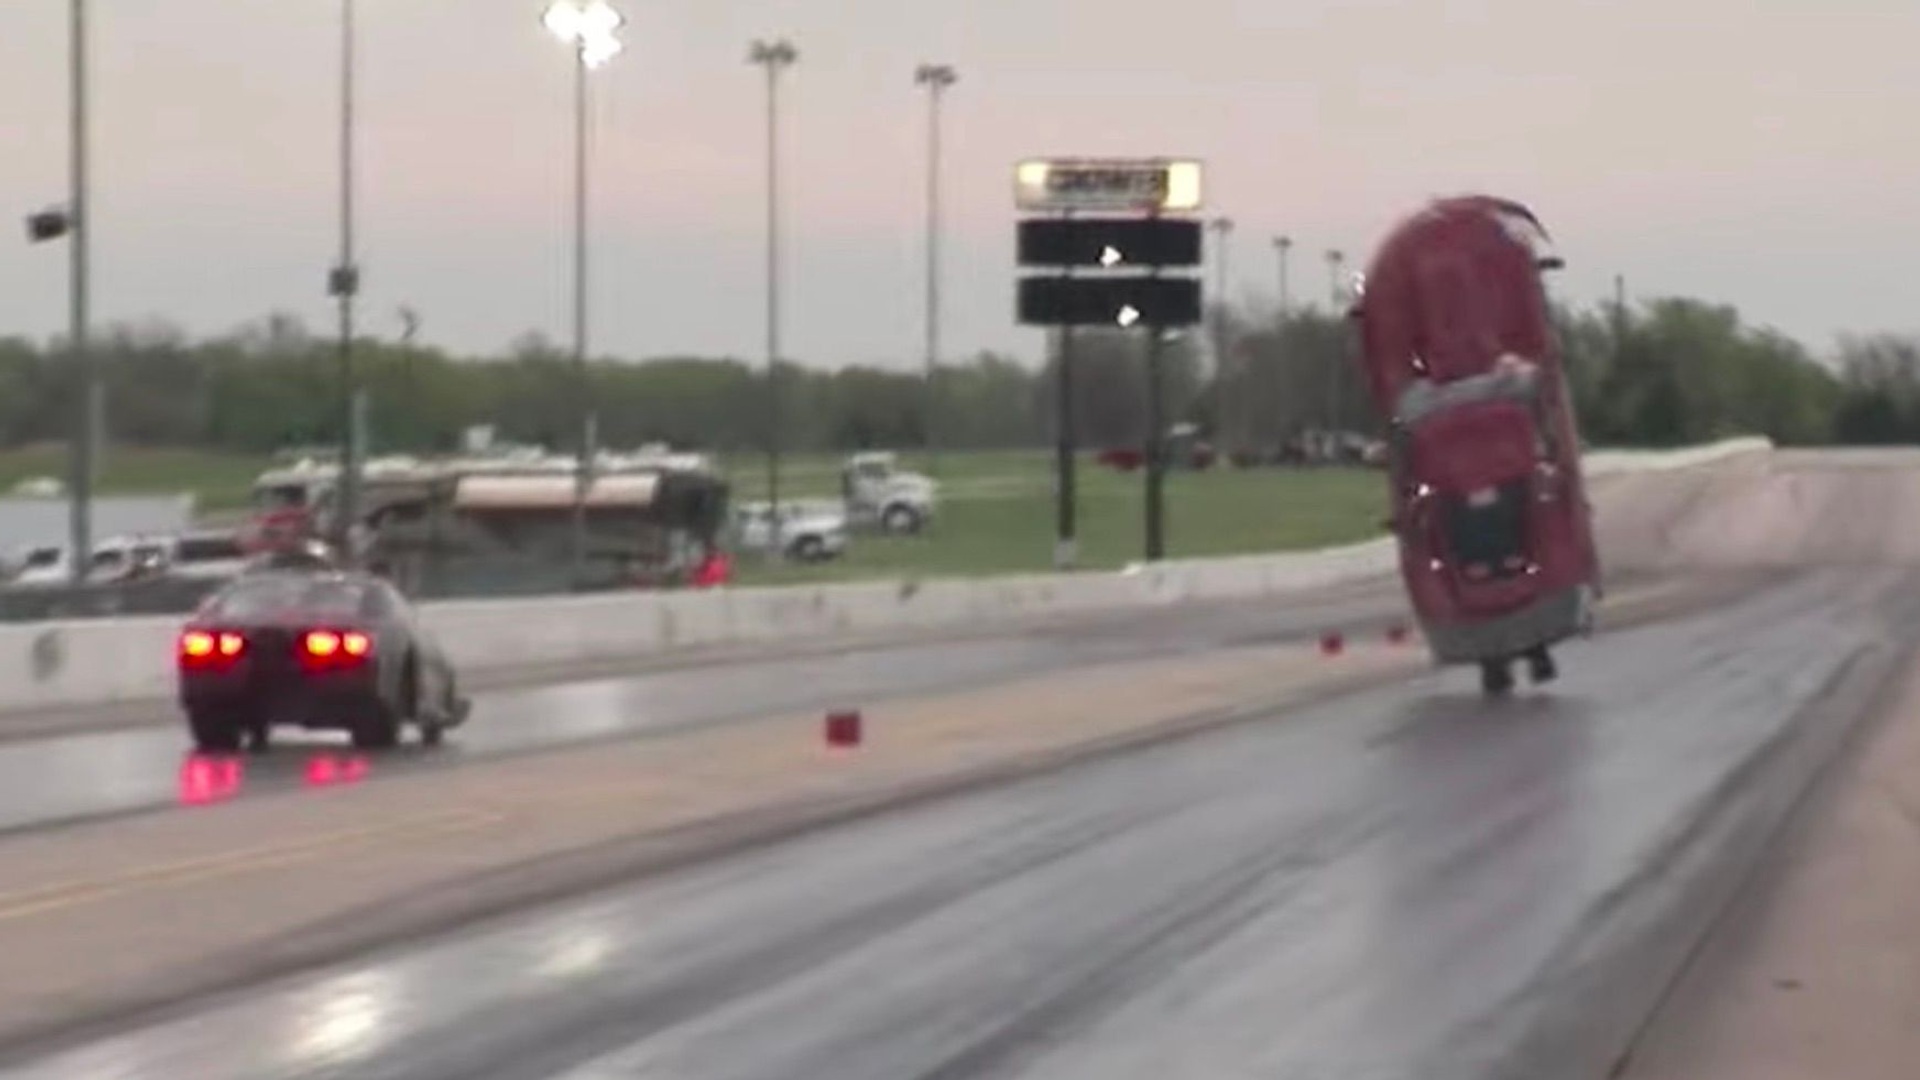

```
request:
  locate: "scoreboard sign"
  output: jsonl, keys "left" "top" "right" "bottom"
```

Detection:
{"left": 1016, "top": 217, "right": 1203, "bottom": 269}
{"left": 1014, "top": 158, "right": 1204, "bottom": 214}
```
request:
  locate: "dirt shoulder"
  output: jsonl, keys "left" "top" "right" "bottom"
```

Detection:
{"left": 1618, "top": 645, "right": 1920, "bottom": 1080}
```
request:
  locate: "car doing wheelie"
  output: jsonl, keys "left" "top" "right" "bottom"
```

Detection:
{"left": 176, "top": 569, "right": 468, "bottom": 752}
{"left": 1350, "top": 195, "right": 1600, "bottom": 695}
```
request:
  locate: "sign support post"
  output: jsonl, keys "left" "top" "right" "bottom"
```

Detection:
{"left": 1143, "top": 221, "right": 1167, "bottom": 561}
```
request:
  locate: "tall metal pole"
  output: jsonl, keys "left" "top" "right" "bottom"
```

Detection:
{"left": 67, "top": 0, "right": 93, "bottom": 585}
{"left": 568, "top": 41, "right": 592, "bottom": 582}
{"left": 544, "top": 2, "right": 624, "bottom": 583}
{"left": 750, "top": 40, "right": 796, "bottom": 552}
{"left": 1208, "top": 216, "right": 1234, "bottom": 449}
{"left": 915, "top": 63, "right": 955, "bottom": 476}
{"left": 1053, "top": 211, "right": 1077, "bottom": 570}
{"left": 1272, "top": 234, "right": 1292, "bottom": 449}
{"left": 1325, "top": 248, "right": 1345, "bottom": 437}
{"left": 1273, "top": 235, "right": 1291, "bottom": 321}
{"left": 1143, "top": 249, "right": 1167, "bottom": 562}
{"left": 333, "top": 0, "right": 362, "bottom": 565}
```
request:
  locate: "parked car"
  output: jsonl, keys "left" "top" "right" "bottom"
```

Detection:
{"left": 732, "top": 500, "right": 849, "bottom": 563}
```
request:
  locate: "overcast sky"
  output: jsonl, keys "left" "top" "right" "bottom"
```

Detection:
{"left": 2, "top": 0, "right": 1917, "bottom": 368}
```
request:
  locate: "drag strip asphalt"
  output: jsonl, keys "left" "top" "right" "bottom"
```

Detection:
{"left": 3, "top": 566, "right": 1901, "bottom": 1080}
{"left": 0, "top": 583, "right": 1425, "bottom": 836}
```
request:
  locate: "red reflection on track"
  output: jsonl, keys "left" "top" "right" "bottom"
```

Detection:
{"left": 304, "top": 754, "right": 371, "bottom": 788}
{"left": 178, "top": 755, "right": 245, "bottom": 806}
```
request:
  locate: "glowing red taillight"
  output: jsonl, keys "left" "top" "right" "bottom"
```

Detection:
{"left": 179, "top": 629, "right": 245, "bottom": 667}
{"left": 301, "top": 628, "right": 372, "bottom": 669}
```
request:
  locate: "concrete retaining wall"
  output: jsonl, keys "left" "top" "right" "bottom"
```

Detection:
{"left": 0, "top": 438, "right": 1773, "bottom": 714}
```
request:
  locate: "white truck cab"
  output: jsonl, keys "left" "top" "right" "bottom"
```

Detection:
{"left": 840, "top": 452, "right": 937, "bottom": 535}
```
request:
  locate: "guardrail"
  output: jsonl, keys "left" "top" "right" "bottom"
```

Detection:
{"left": 0, "top": 438, "right": 1772, "bottom": 716}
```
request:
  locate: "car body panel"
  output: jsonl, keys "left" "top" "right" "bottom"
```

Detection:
{"left": 1355, "top": 195, "right": 1599, "bottom": 665}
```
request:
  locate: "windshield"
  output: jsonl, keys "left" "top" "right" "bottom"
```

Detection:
{"left": 253, "top": 483, "right": 309, "bottom": 511}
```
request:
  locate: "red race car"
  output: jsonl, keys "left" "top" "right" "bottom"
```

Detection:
{"left": 1351, "top": 195, "right": 1600, "bottom": 695}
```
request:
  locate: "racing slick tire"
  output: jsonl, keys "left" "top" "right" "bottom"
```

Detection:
{"left": 1479, "top": 658, "right": 1516, "bottom": 697}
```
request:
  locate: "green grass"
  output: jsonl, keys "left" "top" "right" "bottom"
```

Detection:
{"left": 725, "top": 451, "right": 1387, "bottom": 585}
{"left": 0, "top": 444, "right": 270, "bottom": 511}
{"left": 0, "top": 444, "right": 1388, "bottom": 583}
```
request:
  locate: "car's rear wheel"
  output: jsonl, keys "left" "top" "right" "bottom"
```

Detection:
{"left": 188, "top": 709, "right": 242, "bottom": 754}
{"left": 352, "top": 657, "right": 415, "bottom": 751}
{"left": 1480, "top": 658, "right": 1516, "bottom": 697}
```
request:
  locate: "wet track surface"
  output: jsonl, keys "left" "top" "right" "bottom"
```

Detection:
{"left": 0, "top": 586, "right": 1414, "bottom": 836}
{"left": 5, "top": 567, "right": 1904, "bottom": 1080}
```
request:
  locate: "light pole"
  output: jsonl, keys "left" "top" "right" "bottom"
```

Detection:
{"left": 1272, "top": 235, "right": 1292, "bottom": 320}
{"left": 328, "top": 0, "right": 363, "bottom": 565}
{"left": 1325, "top": 248, "right": 1345, "bottom": 438}
{"left": 914, "top": 62, "right": 956, "bottom": 477}
{"left": 750, "top": 38, "right": 797, "bottom": 551}
{"left": 1271, "top": 234, "right": 1292, "bottom": 446}
{"left": 544, "top": 0, "right": 623, "bottom": 584}
{"left": 69, "top": 0, "right": 92, "bottom": 584}
{"left": 24, "top": 5, "right": 92, "bottom": 583}
{"left": 1208, "top": 216, "right": 1234, "bottom": 447}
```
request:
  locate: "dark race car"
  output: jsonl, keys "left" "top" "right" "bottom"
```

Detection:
{"left": 176, "top": 569, "right": 469, "bottom": 753}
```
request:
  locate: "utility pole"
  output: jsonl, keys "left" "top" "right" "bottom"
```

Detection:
{"left": 1273, "top": 235, "right": 1292, "bottom": 320}
{"left": 750, "top": 39, "right": 797, "bottom": 552}
{"left": 330, "top": 0, "right": 363, "bottom": 566}
{"left": 543, "top": 1, "right": 624, "bottom": 584}
{"left": 68, "top": 0, "right": 93, "bottom": 585}
{"left": 1325, "top": 248, "right": 1345, "bottom": 438}
{"left": 1208, "top": 216, "right": 1234, "bottom": 448}
{"left": 915, "top": 63, "right": 956, "bottom": 477}
{"left": 1272, "top": 234, "right": 1292, "bottom": 450}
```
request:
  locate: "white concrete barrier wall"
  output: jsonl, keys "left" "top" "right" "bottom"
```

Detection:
{"left": 0, "top": 437, "right": 1774, "bottom": 714}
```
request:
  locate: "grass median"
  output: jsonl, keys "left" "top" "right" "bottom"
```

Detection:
{"left": 0, "top": 445, "right": 1388, "bottom": 582}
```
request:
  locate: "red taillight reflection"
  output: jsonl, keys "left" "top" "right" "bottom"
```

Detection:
{"left": 179, "top": 754, "right": 244, "bottom": 805}
{"left": 305, "top": 754, "right": 370, "bottom": 787}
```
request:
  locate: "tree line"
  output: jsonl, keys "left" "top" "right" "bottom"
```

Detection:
{"left": 0, "top": 295, "right": 1913, "bottom": 457}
